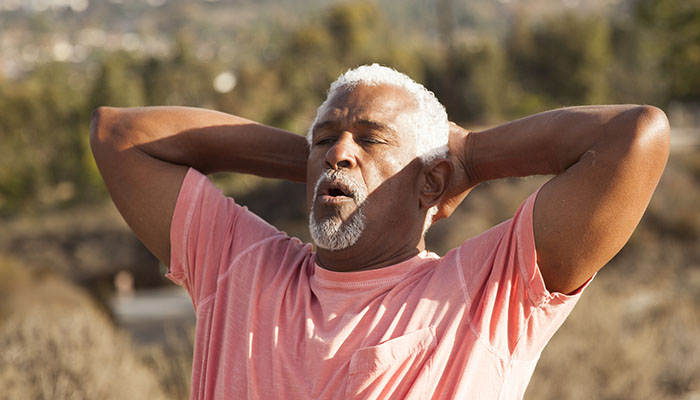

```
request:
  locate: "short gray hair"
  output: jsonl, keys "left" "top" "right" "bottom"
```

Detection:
{"left": 307, "top": 64, "right": 449, "bottom": 164}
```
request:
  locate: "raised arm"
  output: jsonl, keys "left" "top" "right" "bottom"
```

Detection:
{"left": 447, "top": 105, "right": 670, "bottom": 294}
{"left": 89, "top": 106, "right": 308, "bottom": 265}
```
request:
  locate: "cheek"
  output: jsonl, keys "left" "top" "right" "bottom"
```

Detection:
{"left": 384, "top": 156, "right": 405, "bottom": 172}
{"left": 368, "top": 151, "right": 409, "bottom": 175}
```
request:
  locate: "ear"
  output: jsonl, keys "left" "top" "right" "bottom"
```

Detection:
{"left": 419, "top": 158, "right": 453, "bottom": 210}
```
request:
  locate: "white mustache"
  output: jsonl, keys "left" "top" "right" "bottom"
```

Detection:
{"left": 313, "top": 170, "right": 368, "bottom": 204}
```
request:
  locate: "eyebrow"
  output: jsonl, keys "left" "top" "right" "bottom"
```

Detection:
{"left": 311, "top": 119, "right": 397, "bottom": 136}
{"left": 355, "top": 119, "right": 396, "bottom": 135}
{"left": 311, "top": 120, "right": 336, "bottom": 134}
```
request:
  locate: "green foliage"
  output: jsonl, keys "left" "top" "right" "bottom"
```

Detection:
{"left": 0, "top": 0, "right": 697, "bottom": 216}
{"left": 141, "top": 35, "right": 221, "bottom": 108}
{"left": 0, "top": 38, "right": 226, "bottom": 215}
{"left": 231, "top": 1, "right": 424, "bottom": 133}
{"left": 635, "top": 0, "right": 700, "bottom": 102}
{"left": 605, "top": 20, "right": 666, "bottom": 104}
{"left": 89, "top": 52, "right": 146, "bottom": 110}
{"left": 0, "top": 62, "right": 96, "bottom": 215}
{"left": 426, "top": 40, "right": 509, "bottom": 122}
{"left": 324, "top": 1, "right": 381, "bottom": 56}
{"left": 507, "top": 12, "right": 612, "bottom": 108}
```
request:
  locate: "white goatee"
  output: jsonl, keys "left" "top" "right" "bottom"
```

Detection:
{"left": 309, "top": 170, "right": 368, "bottom": 251}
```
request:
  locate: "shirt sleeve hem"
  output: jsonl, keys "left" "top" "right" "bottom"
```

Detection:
{"left": 517, "top": 186, "right": 594, "bottom": 308}
{"left": 166, "top": 167, "right": 205, "bottom": 288}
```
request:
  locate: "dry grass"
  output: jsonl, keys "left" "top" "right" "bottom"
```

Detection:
{"left": 527, "top": 272, "right": 700, "bottom": 399}
{"left": 138, "top": 325, "right": 195, "bottom": 399}
{"left": 0, "top": 258, "right": 192, "bottom": 400}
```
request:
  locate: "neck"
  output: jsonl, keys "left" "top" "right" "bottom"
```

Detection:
{"left": 315, "top": 236, "right": 426, "bottom": 272}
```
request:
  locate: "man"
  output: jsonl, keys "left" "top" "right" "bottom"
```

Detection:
{"left": 90, "top": 64, "right": 669, "bottom": 399}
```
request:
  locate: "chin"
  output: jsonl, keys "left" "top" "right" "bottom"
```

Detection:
{"left": 309, "top": 214, "right": 365, "bottom": 252}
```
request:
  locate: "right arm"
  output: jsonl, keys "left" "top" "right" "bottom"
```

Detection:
{"left": 89, "top": 106, "right": 309, "bottom": 265}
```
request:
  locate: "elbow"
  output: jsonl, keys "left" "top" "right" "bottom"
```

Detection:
{"left": 634, "top": 105, "right": 671, "bottom": 161}
{"left": 636, "top": 105, "right": 670, "bottom": 139}
{"left": 615, "top": 105, "right": 671, "bottom": 168}
{"left": 89, "top": 106, "right": 111, "bottom": 147}
{"left": 89, "top": 106, "right": 126, "bottom": 152}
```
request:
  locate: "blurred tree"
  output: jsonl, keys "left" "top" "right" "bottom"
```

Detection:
{"left": 426, "top": 40, "right": 508, "bottom": 123}
{"left": 11, "top": 0, "right": 695, "bottom": 218}
{"left": 0, "top": 62, "right": 97, "bottom": 215}
{"left": 141, "top": 35, "right": 221, "bottom": 108}
{"left": 635, "top": 0, "right": 700, "bottom": 103}
{"left": 324, "top": 1, "right": 381, "bottom": 57}
{"left": 89, "top": 51, "right": 145, "bottom": 110}
{"left": 232, "top": 1, "right": 423, "bottom": 134}
{"left": 605, "top": 18, "right": 667, "bottom": 105}
{"left": 506, "top": 12, "right": 612, "bottom": 108}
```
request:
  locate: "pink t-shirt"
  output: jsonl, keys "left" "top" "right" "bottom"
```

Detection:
{"left": 167, "top": 168, "right": 590, "bottom": 400}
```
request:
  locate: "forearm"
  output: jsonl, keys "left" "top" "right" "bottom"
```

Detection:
{"left": 454, "top": 105, "right": 669, "bottom": 294}
{"left": 90, "top": 106, "right": 308, "bottom": 182}
{"left": 464, "top": 105, "right": 656, "bottom": 184}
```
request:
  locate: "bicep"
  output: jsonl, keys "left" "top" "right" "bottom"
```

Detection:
{"left": 533, "top": 106, "right": 670, "bottom": 294}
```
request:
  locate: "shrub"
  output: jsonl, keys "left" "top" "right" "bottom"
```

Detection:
{"left": 0, "top": 268, "right": 168, "bottom": 399}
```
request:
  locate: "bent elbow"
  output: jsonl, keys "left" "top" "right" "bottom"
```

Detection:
{"left": 89, "top": 106, "right": 126, "bottom": 152}
{"left": 636, "top": 105, "right": 671, "bottom": 152}
{"left": 615, "top": 105, "right": 671, "bottom": 172}
{"left": 90, "top": 106, "right": 110, "bottom": 145}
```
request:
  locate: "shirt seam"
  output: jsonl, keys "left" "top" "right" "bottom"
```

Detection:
{"left": 312, "top": 274, "right": 411, "bottom": 289}
{"left": 178, "top": 173, "right": 206, "bottom": 285}
{"left": 508, "top": 306, "right": 549, "bottom": 362}
{"left": 456, "top": 246, "right": 510, "bottom": 361}
{"left": 312, "top": 253, "right": 435, "bottom": 289}
{"left": 496, "top": 358, "right": 512, "bottom": 400}
{"left": 511, "top": 193, "right": 556, "bottom": 360}
{"left": 515, "top": 203, "right": 548, "bottom": 309}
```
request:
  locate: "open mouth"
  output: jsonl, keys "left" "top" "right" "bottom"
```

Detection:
{"left": 326, "top": 187, "right": 351, "bottom": 198}
{"left": 317, "top": 180, "right": 355, "bottom": 204}
{"left": 312, "top": 169, "right": 368, "bottom": 208}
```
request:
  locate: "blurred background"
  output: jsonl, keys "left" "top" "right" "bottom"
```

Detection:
{"left": 0, "top": 0, "right": 698, "bottom": 398}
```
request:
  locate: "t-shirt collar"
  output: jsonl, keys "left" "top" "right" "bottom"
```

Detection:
{"left": 310, "top": 250, "right": 439, "bottom": 288}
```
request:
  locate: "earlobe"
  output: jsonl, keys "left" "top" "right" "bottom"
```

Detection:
{"left": 419, "top": 159, "right": 453, "bottom": 210}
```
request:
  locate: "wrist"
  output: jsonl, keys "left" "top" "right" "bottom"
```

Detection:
{"left": 459, "top": 128, "right": 481, "bottom": 188}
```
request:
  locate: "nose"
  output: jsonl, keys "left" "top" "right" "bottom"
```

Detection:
{"left": 325, "top": 132, "right": 358, "bottom": 170}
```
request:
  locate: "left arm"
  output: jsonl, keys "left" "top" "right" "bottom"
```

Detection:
{"left": 446, "top": 105, "right": 670, "bottom": 294}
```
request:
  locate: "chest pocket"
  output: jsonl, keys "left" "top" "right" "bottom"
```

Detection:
{"left": 345, "top": 327, "right": 437, "bottom": 400}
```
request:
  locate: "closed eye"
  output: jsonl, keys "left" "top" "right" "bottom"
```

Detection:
{"left": 360, "top": 137, "right": 385, "bottom": 145}
{"left": 314, "top": 137, "right": 336, "bottom": 146}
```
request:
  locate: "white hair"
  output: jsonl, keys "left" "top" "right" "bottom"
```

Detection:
{"left": 307, "top": 64, "right": 449, "bottom": 234}
{"left": 307, "top": 64, "right": 450, "bottom": 164}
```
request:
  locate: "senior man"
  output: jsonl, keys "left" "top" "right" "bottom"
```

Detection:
{"left": 90, "top": 64, "right": 669, "bottom": 399}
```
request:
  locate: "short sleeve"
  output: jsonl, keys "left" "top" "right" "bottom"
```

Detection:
{"left": 166, "top": 168, "right": 284, "bottom": 310}
{"left": 452, "top": 188, "right": 593, "bottom": 361}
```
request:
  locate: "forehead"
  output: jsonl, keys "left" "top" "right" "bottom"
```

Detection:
{"left": 316, "top": 84, "right": 417, "bottom": 133}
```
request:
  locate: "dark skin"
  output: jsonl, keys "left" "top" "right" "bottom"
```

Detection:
{"left": 307, "top": 85, "right": 452, "bottom": 271}
{"left": 90, "top": 83, "right": 670, "bottom": 294}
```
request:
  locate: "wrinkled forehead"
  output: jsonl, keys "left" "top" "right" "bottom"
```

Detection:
{"left": 314, "top": 83, "right": 418, "bottom": 138}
